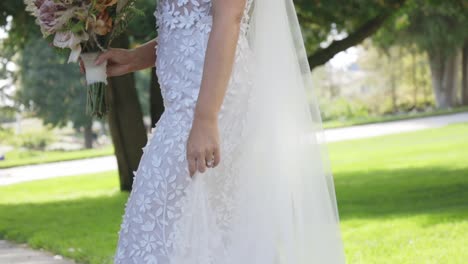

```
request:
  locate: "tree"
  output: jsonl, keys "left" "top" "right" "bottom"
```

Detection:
{"left": 106, "top": 34, "right": 148, "bottom": 191}
{"left": 295, "top": 0, "right": 407, "bottom": 70}
{"left": 125, "top": 0, "right": 165, "bottom": 126}
{"left": 374, "top": 0, "right": 468, "bottom": 109}
{"left": 0, "top": 2, "right": 33, "bottom": 109}
{"left": 1, "top": 1, "right": 151, "bottom": 188}
{"left": 1, "top": 6, "right": 97, "bottom": 148}
{"left": 14, "top": 35, "right": 96, "bottom": 147}
{"left": 462, "top": 40, "right": 468, "bottom": 106}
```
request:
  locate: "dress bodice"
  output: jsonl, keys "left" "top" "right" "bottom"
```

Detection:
{"left": 152, "top": 0, "right": 255, "bottom": 112}
{"left": 155, "top": 0, "right": 212, "bottom": 31}
{"left": 154, "top": 0, "right": 253, "bottom": 35}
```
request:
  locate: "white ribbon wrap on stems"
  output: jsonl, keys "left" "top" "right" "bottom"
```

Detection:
{"left": 79, "top": 52, "right": 108, "bottom": 85}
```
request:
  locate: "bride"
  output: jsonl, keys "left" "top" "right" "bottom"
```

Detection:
{"left": 82, "top": 0, "right": 346, "bottom": 263}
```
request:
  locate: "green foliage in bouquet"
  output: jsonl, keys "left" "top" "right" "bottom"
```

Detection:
{"left": 109, "top": 1, "right": 144, "bottom": 46}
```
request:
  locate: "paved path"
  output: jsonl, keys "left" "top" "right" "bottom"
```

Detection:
{"left": 0, "top": 156, "right": 117, "bottom": 186}
{"left": 0, "top": 240, "right": 77, "bottom": 264}
{"left": 1, "top": 112, "right": 467, "bottom": 187}
{"left": 324, "top": 112, "right": 468, "bottom": 142}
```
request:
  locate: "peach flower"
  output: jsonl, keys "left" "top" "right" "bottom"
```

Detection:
{"left": 89, "top": 10, "right": 113, "bottom": 35}
{"left": 94, "top": 0, "right": 118, "bottom": 13}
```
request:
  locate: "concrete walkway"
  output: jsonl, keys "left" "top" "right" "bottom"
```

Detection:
{"left": 0, "top": 156, "right": 117, "bottom": 186}
{"left": 324, "top": 112, "right": 468, "bottom": 142}
{"left": 0, "top": 240, "right": 77, "bottom": 264}
{"left": 1, "top": 112, "right": 468, "bottom": 187}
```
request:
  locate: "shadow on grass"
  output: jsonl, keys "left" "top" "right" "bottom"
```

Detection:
{"left": 334, "top": 166, "right": 468, "bottom": 223}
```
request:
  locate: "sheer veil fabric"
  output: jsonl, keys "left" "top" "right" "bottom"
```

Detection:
{"left": 167, "top": 0, "right": 347, "bottom": 263}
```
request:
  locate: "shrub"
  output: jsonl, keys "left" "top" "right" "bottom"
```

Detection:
{"left": 0, "top": 127, "right": 14, "bottom": 145}
{"left": 0, "top": 107, "right": 16, "bottom": 123}
{"left": 10, "top": 131, "right": 55, "bottom": 151}
{"left": 319, "top": 98, "right": 370, "bottom": 121}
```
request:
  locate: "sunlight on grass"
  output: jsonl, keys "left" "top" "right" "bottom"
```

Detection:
{"left": 0, "top": 123, "right": 467, "bottom": 263}
{"left": 330, "top": 123, "right": 468, "bottom": 263}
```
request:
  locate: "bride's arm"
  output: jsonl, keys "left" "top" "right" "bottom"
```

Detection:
{"left": 194, "top": 1, "right": 245, "bottom": 120}
{"left": 186, "top": 0, "right": 246, "bottom": 176}
{"left": 129, "top": 37, "right": 158, "bottom": 71}
{"left": 90, "top": 37, "right": 158, "bottom": 76}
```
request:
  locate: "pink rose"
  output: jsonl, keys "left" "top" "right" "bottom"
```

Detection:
{"left": 53, "top": 31, "right": 89, "bottom": 50}
{"left": 54, "top": 31, "right": 90, "bottom": 63}
{"left": 36, "top": 0, "right": 66, "bottom": 34}
{"left": 33, "top": 0, "right": 45, "bottom": 9}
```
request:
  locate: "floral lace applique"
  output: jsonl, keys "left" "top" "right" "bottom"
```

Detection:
{"left": 114, "top": 1, "right": 254, "bottom": 263}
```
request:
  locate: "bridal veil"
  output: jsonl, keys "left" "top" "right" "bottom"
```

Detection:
{"left": 170, "top": 0, "right": 347, "bottom": 263}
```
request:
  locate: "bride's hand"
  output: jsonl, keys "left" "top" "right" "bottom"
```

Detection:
{"left": 94, "top": 48, "right": 136, "bottom": 77}
{"left": 186, "top": 115, "right": 221, "bottom": 177}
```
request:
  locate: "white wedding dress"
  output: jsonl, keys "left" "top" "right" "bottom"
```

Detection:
{"left": 113, "top": 0, "right": 346, "bottom": 263}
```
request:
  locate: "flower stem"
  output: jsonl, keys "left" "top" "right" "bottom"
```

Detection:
{"left": 86, "top": 82, "right": 108, "bottom": 118}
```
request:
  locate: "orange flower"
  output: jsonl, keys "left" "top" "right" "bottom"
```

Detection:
{"left": 90, "top": 10, "right": 113, "bottom": 35}
{"left": 94, "top": 0, "right": 118, "bottom": 13}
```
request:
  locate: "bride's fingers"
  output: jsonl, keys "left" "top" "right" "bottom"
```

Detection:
{"left": 197, "top": 151, "right": 207, "bottom": 173}
{"left": 95, "top": 49, "right": 115, "bottom": 66}
{"left": 213, "top": 147, "right": 221, "bottom": 167}
{"left": 188, "top": 155, "right": 197, "bottom": 177}
{"left": 205, "top": 149, "right": 215, "bottom": 168}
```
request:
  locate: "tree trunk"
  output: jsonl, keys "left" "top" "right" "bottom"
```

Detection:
{"left": 462, "top": 40, "right": 468, "bottom": 106}
{"left": 428, "top": 49, "right": 458, "bottom": 109}
{"left": 412, "top": 53, "right": 419, "bottom": 108}
{"left": 389, "top": 50, "right": 398, "bottom": 113}
{"left": 390, "top": 70, "right": 397, "bottom": 113}
{"left": 83, "top": 121, "right": 93, "bottom": 149}
{"left": 107, "top": 34, "right": 148, "bottom": 191}
{"left": 150, "top": 67, "right": 165, "bottom": 126}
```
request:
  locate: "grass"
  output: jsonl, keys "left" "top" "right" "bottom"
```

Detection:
{"left": 328, "top": 122, "right": 468, "bottom": 263}
{"left": 0, "top": 171, "right": 123, "bottom": 264}
{"left": 0, "top": 145, "right": 114, "bottom": 169}
{"left": 322, "top": 106, "right": 468, "bottom": 129}
{"left": 0, "top": 123, "right": 467, "bottom": 263}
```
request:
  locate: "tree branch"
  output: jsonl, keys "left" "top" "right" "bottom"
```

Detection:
{"left": 308, "top": 2, "right": 406, "bottom": 70}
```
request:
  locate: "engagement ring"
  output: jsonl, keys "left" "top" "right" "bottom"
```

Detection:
{"left": 206, "top": 159, "right": 214, "bottom": 167}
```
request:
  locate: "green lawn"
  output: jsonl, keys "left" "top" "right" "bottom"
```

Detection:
{"left": 322, "top": 106, "right": 468, "bottom": 129}
{"left": 328, "top": 123, "right": 468, "bottom": 263}
{"left": 0, "top": 123, "right": 467, "bottom": 263}
{"left": 0, "top": 145, "right": 114, "bottom": 169}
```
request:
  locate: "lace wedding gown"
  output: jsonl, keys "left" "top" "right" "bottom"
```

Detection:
{"left": 113, "top": 0, "right": 255, "bottom": 263}
{"left": 113, "top": 0, "right": 346, "bottom": 263}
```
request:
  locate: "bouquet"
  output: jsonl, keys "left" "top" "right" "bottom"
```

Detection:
{"left": 24, "top": 0, "right": 142, "bottom": 118}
